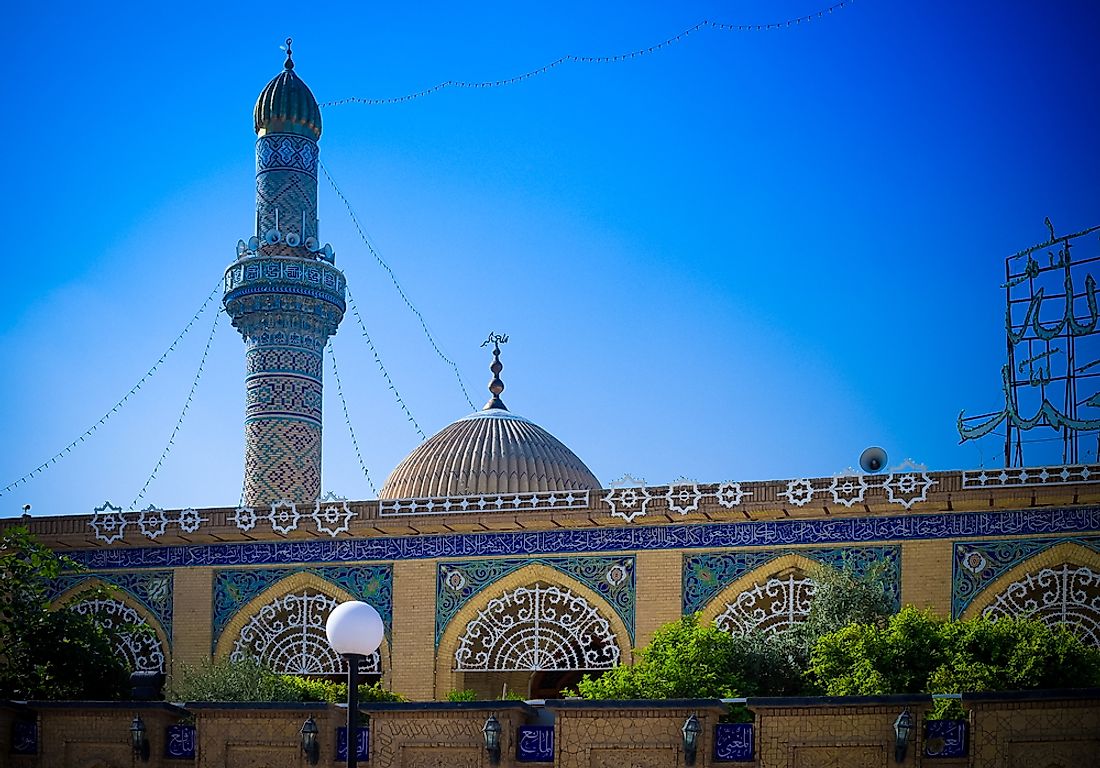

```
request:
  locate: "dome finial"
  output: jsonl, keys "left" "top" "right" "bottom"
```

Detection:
{"left": 480, "top": 332, "right": 509, "bottom": 411}
{"left": 283, "top": 37, "right": 295, "bottom": 70}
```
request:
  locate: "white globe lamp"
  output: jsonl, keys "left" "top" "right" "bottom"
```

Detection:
{"left": 326, "top": 600, "right": 384, "bottom": 657}
{"left": 325, "top": 601, "right": 383, "bottom": 768}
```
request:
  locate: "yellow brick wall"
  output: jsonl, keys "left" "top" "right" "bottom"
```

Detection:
{"left": 900, "top": 539, "right": 953, "bottom": 614}
{"left": 391, "top": 559, "right": 439, "bottom": 700}
{"left": 634, "top": 550, "right": 683, "bottom": 652}
{"left": 171, "top": 567, "right": 214, "bottom": 678}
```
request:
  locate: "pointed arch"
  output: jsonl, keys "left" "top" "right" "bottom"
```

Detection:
{"left": 52, "top": 578, "right": 170, "bottom": 673}
{"left": 215, "top": 571, "right": 391, "bottom": 678}
{"left": 697, "top": 552, "right": 824, "bottom": 636}
{"left": 962, "top": 542, "right": 1100, "bottom": 646}
{"left": 437, "top": 562, "right": 630, "bottom": 680}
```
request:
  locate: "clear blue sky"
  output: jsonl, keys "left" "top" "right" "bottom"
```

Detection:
{"left": 3, "top": 1, "right": 1099, "bottom": 516}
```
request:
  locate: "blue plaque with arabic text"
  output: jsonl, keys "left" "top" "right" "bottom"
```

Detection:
{"left": 165, "top": 724, "right": 195, "bottom": 759}
{"left": 714, "top": 722, "right": 754, "bottom": 762}
{"left": 337, "top": 727, "right": 369, "bottom": 761}
{"left": 924, "top": 719, "right": 967, "bottom": 758}
{"left": 517, "top": 725, "right": 554, "bottom": 762}
{"left": 12, "top": 720, "right": 37, "bottom": 755}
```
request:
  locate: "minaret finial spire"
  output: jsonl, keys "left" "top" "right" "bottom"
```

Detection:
{"left": 284, "top": 37, "right": 295, "bottom": 70}
{"left": 480, "top": 332, "right": 509, "bottom": 411}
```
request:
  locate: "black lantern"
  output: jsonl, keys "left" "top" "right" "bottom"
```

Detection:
{"left": 130, "top": 715, "right": 149, "bottom": 762}
{"left": 893, "top": 708, "right": 913, "bottom": 763}
{"left": 682, "top": 712, "right": 701, "bottom": 766}
{"left": 483, "top": 714, "right": 502, "bottom": 765}
{"left": 300, "top": 715, "right": 319, "bottom": 765}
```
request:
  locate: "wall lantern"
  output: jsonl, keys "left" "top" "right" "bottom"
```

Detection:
{"left": 893, "top": 708, "right": 913, "bottom": 763}
{"left": 130, "top": 715, "right": 150, "bottom": 762}
{"left": 326, "top": 600, "right": 384, "bottom": 768}
{"left": 300, "top": 715, "right": 320, "bottom": 765}
{"left": 483, "top": 714, "right": 502, "bottom": 765}
{"left": 682, "top": 712, "right": 701, "bottom": 766}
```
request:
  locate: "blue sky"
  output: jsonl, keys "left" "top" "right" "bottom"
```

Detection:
{"left": 3, "top": 1, "right": 1098, "bottom": 516}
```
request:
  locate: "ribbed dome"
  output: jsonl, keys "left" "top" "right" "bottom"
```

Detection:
{"left": 253, "top": 42, "right": 322, "bottom": 139}
{"left": 379, "top": 409, "right": 601, "bottom": 499}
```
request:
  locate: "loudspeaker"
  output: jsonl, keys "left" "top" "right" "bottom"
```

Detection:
{"left": 859, "top": 446, "right": 888, "bottom": 473}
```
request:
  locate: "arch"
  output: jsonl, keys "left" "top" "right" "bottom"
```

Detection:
{"left": 437, "top": 563, "right": 631, "bottom": 690}
{"left": 52, "top": 578, "right": 170, "bottom": 673}
{"left": 215, "top": 571, "right": 391, "bottom": 679}
{"left": 698, "top": 552, "right": 824, "bottom": 636}
{"left": 962, "top": 542, "right": 1100, "bottom": 646}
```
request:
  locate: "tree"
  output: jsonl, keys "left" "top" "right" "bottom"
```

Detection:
{"left": 167, "top": 657, "right": 405, "bottom": 702}
{"left": 0, "top": 526, "right": 131, "bottom": 700}
{"left": 809, "top": 606, "right": 1100, "bottom": 711}
{"left": 570, "top": 563, "right": 898, "bottom": 700}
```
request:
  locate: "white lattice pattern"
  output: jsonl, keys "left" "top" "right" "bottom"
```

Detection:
{"left": 230, "top": 591, "right": 381, "bottom": 674}
{"left": 982, "top": 564, "right": 1100, "bottom": 647}
{"left": 454, "top": 582, "right": 621, "bottom": 671}
{"left": 71, "top": 598, "right": 166, "bottom": 672}
{"left": 714, "top": 574, "right": 817, "bottom": 636}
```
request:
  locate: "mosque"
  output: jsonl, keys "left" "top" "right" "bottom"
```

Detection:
{"left": 15, "top": 47, "right": 1100, "bottom": 702}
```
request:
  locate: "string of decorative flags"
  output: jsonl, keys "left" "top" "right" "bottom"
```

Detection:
{"left": 0, "top": 280, "right": 223, "bottom": 499}
{"left": 322, "top": 1, "right": 853, "bottom": 107}
{"left": 329, "top": 340, "right": 381, "bottom": 496}
{"left": 322, "top": 161, "right": 477, "bottom": 411}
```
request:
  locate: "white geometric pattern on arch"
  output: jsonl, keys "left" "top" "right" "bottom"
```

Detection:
{"left": 71, "top": 598, "right": 166, "bottom": 673}
{"left": 714, "top": 574, "right": 817, "bottom": 636}
{"left": 454, "top": 582, "right": 621, "bottom": 671}
{"left": 982, "top": 563, "right": 1100, "bottom": 647}
{"left": 230, "top": 591, "right": 381, "bottom": 674}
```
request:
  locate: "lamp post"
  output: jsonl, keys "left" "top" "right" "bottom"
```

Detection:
{"left": 893, "top": 708, "right": 913, "bottom": 763}
{"left": 682, "top": 712, "right": 701, "bottom": 766}
{"left": 325, "top": 601, "right": 384, "bottom": 768}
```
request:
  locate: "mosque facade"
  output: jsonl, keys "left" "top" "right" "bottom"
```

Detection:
{"left": 12, "top": 52, "right": 1100, "bottom": 702}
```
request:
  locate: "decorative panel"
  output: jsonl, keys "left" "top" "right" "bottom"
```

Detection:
{"left": 924, "top": 719, "right": 967, "bottom": 758}
{"left": 70, "top": 598, "right": 166, "bottom": 672}
{"left": 336, "top": 727, "right": 369, "bottom": 762}
{"left": 952, "top": 535, "right": 1100, "bottom": 617}
{"left": 683, "top": 546, "right": 900, "bottom": 616}
{"left": 229, "top": 590, "right": 381, "bottom": 674}
{"left": 68, "top": 506, "right": 1100, "bottom": 571}
{"left": 982, "top": 564, "right": 1100, "bottom": 646}
{"left": 165, "top": 724, "right": 196, "bottom": 760}
{"left": 454, "top": 582, "right": 621, "bottom": 671}
{"left": 49, "top": 570, "right": 173, "bottom": 643}
{"left": 436, "top": 555, "right": 634, "bottom": 644}
{"left": 212, "top": 564, "right": 392, "bottom": 645}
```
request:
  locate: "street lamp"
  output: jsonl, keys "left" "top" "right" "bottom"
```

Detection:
{"left": 893, "top": 708, "right": 913, "bottom": 763}
{"left": 483, "top": 714, "right": 502, "bottom": 765}
{"left": 326, "top": 601, "right": 384, "bottom": 768}
{"left": 300, "top": 715, "right": 319, "bottom": 765}
{"left": 129, "top": 715, "right": 149, "bottom": 762}
{"left": 682, "top": 713, "right": 701, "bottom": 766}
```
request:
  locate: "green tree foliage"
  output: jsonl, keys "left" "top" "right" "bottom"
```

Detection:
{"left": 0, "top": 525, "right": 131, "bottom": 700}
{"left": 809, "top": 606, "right": 1100, "bottom": 714}
{"left": 570, "top": 563, "right": 898, "bottom": 700}
{"left": 167, "top": 657, "right": 404, "bottom": 702}
{"left": 571, "top": 614, "right": 748, "bottom": 699}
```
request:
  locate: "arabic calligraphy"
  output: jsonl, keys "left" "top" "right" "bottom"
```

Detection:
{"left": 959, "top": 221, "right": 1100, "bottom": 454}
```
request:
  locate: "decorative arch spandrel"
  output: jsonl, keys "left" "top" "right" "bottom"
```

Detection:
{"left": 215, "top": 570, "right": 391, "bottom": 679}
{"left": 51, "top": 579, "right": 170, "bottom": 673}
{"left": 696, "top": 552, "right": 823, "bottom": 635}
{"left": 436, "top": 562, "right": 631, "bottom": 687}
{"left": 961, "top": 541, "right": 1100, "bottom": 646}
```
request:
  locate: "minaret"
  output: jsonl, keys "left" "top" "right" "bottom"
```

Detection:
{"left": 223, "top": 40, "right": 345, "bottom": 508}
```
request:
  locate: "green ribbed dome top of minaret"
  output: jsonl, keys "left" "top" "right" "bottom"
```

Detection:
{"left": 253, "top": 39, "right": 322, "bottom": 139}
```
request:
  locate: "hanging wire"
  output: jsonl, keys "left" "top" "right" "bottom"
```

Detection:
{"left": 130, "top": 310, "right": 222, "bottom": 508}
{"left": 329, "top": 340, "right": 379, "bottom": 496}
{"left": 321, "top": 161, "right": 476, "bottom": 410}
{"left": 0, "top": 280, "right": 223, "bottom": 498}
{"left": 345, "top": 285, "right": 427, "bottom": 440}
{"left": 321, "top": 1, "right": 853, "bottom": 107}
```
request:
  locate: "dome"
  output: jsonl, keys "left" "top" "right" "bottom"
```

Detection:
{"left": 254, "top": 39, "right": 322, "bottom": 139}
{"left": 379, "top": 340, "right": 600, "bottom": 499}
